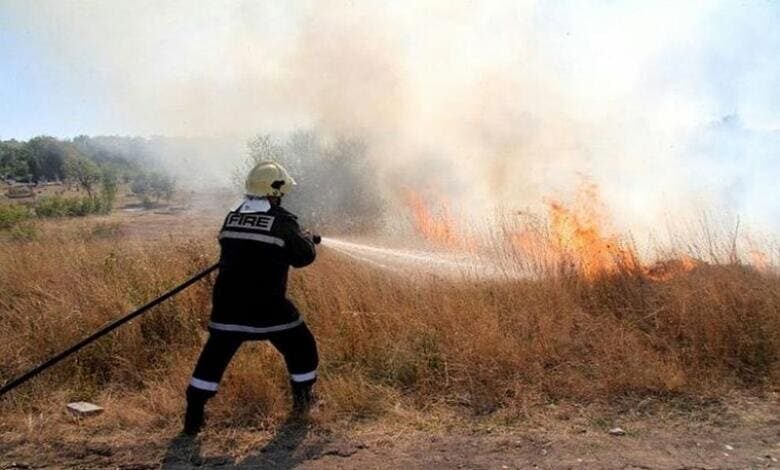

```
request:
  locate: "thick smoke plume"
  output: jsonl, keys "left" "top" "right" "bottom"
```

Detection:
{"left": 3, "top": 1, "right": 779, "bottom": 239}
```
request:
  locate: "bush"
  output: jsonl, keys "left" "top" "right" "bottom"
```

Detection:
{"left": 33, "top": 195, "right": 110, "bottom": 218}
{"left": 0, "top": 203, "right": 32, "bottom": 229}
{"left": 240, "top": 132, "right": 383, "bottom": 232}
{"left": 33, "top": 195, "right": 68, "bottom": 217}
{"left": 131, "top": 171, "right": 175, "bottom": 203}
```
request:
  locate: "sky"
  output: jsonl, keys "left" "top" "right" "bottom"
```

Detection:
{"left": 0, "top": 0, "right": 778, "bottom": 235}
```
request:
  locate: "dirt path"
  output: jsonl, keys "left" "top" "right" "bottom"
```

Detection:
{"left": 157, "top": 424, "right": 780, "bottom": 470}
{"left": 3, "top": 400, "right": 780, "bottom": 470}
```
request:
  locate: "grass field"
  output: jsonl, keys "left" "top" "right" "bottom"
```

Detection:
{"left": 0, "top": 199, "right": 778, "bottom": 467}
{"left": 1, "top": 207, "right": 778, "bottom": 430}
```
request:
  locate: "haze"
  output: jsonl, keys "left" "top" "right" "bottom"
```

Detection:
{"left": 1, "top": 0, "right": 778, "bottom": 236}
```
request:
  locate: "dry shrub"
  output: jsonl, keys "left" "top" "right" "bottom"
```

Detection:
{"left": 0, "top": 223, "right": 778, "bottom": 434}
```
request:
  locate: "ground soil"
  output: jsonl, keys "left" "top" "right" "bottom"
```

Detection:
{"left": 2, "top": 396, "right": 779, "bottom": 469}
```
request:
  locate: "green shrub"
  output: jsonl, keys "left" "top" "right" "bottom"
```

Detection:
{"left": 0, "top": 203, "right": 32, "bottom": 229}
{"left": 73, "top": 197, "right": 94, "bottom": 216}
{"left": 33, "top": 195, "right": 109, "bottom": 219}
{"left": 33, "top": 196, "right": 67, "bottom": 217}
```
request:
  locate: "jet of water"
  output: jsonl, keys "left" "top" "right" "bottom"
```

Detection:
{"left": 320, "top": 237, "right": 521, "bottom": 280}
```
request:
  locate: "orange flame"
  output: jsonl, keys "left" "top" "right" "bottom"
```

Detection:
{"left": 749, "top": 249, "right": 769, "bottom": 272}
{"left": 744, "top": 235, "right": 771, "bottom": 273}
{"left": 512, "top": 182, "right": 697, "bottom": 281}
{"left": 546, "top": 189, "right": 641, "bottom": 279}
{"left": 643, "top": 255, "right": 698, "bottom": 282}
{"left": 404, "top": 189, "right": 463, "bottom": 248}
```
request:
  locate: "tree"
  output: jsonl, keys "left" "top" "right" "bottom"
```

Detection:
{"left": 234, "top": 134, "right": 287, "bottom": 188}
{"left": 100, "top": 167, "right": 118, "bottom": 209}
{"left": 26, "top": 136, "right": 68, "bottom": 182}
{"left": 247, "top": 134, "right": 284, "bottom": 163}
{"left": 148, "top": 173, "right": 175, "bottom": 202}
{"left": 131, "top": 172, "right": 175, "bottom": 205}
{"left": 65, "top": 156, "right": 102, "bottom": 198}
{"left": 237, "top": 131, "right": 384, "bottom": 232}
{"left": 0, "top": 141, "right": 31, "bottom": 180}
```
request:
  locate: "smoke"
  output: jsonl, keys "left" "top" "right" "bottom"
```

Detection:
{"left": 2, "top": 1, "right": 779, "bottom": 236}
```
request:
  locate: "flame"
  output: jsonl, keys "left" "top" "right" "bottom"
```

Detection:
{"left": 404, "top": 189, "right": 464, "bottom": 248}
{"left": 749, "top": 249, "right": 769, "bottom": 272}
{"left": 538, "top": 182, "right": 640, "bottom": 279}
{"left": 744, "top": 235, "right": 771, "bottom": 272}
{"left": 643, "top": 255, "right": 698, "bottom": 282}
{"left": 546, "top": 185, "right": 641, "bottom": 279}
{"left": 512, "top": 182, "right": 697, "bottom": 281}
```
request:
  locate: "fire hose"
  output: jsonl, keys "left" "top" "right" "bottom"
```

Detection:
{"left": 0, "top": 234, "right": 321, "bottom": 399}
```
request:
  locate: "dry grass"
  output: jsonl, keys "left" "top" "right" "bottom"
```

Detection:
{"left": 0, "top": 217, "right": 779, "bottom": 439}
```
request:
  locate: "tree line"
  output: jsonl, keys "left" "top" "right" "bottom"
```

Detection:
{"left": 0, "top": 135, "right": 154, "bottom": 184}
{"left": 1, "top": 135, "right": 175, "bottom": 204}
{"left": 0, "top": 136, "right": 176, "bottom": 229}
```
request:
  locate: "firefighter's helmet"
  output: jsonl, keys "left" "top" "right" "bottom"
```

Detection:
{"left": 245, "top": 161, "right": 296, "bottom": 198}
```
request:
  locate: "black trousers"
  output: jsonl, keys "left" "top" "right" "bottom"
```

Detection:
{"left": 187, "top": 322, "right": 319, "bottom": 403}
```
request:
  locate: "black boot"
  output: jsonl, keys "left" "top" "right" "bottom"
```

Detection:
{"left": 183, "top": 400, "right": 205, "bottom": 435}
{"left": 291, "top": 381, "right": 316, "bottom": 416}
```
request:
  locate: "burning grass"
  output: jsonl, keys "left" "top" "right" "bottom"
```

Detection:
{"left": 0, "top": 215, "right": 778, "bottom": 441}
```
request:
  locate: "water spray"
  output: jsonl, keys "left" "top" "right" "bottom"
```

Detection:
{"left": 320, "top": 236, "right": 518, "bottom": 279}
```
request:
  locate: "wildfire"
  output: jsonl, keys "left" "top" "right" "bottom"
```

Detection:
{"left": 643, "top": 255, "right": 698, "bottom": 282}
{"left": 545, "top": 187, "right": 641, "bottom": 279}
{"left": 404, "top": 189, "right": 464, "bottom": 248}
{"left": 745, "top": 235, "right": 771, "bottom": 273}
{"left": 511, "top": 182, "right": 695, "bottom": 281}
{"left": 404, "top": 181, "right": 770, "bottom": 280}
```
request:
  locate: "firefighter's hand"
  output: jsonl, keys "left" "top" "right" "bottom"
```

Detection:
{"left": 302, "top": 230, "right": 321, "bottom": 244}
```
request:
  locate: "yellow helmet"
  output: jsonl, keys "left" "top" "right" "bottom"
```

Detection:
{"left": 244, "top": 161, "right": 297, "bottom": 198}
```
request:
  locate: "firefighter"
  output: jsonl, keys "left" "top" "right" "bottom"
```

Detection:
{"left": 184, "top": 161, "right": 319, "bottom": 435}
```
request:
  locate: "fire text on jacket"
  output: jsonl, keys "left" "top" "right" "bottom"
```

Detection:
{"left": 225, "top": 212, "right": 275, "bottom": 231}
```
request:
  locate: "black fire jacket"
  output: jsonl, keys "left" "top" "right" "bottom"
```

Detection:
{"left": 209, "top": 204, "right": 316, "bottom": 337}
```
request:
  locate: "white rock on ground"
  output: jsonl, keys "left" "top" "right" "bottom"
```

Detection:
{"left": 608, "top": 427, "right": 626, "bottom": 436}
{"left": 66, "top": 402, "right": 104, "bottom": 417}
